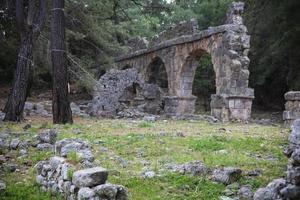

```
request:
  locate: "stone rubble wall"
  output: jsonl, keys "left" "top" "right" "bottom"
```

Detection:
{"left": 254, "top": 119, "right": 300, "bottom": 200}
{"left": 90, "top": 68, "right": 166, "bottom": 117}
{"left": 35, "top": 157, "right": 128, "bottom": 200}
{"left": 283, "top": 91, "right": 300, "bottom": 126}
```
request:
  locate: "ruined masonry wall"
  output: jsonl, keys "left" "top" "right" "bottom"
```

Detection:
{"left": 283, "top": 91, "right": 300, "bottom": 126}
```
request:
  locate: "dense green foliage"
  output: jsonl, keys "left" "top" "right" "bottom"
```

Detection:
{"left": 1, "top": 0, "right": 300, "bottom": 109}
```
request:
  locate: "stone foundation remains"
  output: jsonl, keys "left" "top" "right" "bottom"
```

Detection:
{"left": 283, "top": 91, "right": 300, "bottom": 126}
{"left": 35, "top": 157, "right": 128, "bottom": 200}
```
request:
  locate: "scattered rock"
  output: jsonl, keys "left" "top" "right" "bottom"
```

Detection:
{"left": 55, "top": 138, "right": 94, "bottom": 162}
{"left": 94, "top": 183, "right": 128, "bottom": 200}
{"left": 72, "top": 167, "right": 108, "bottom": 187}
{"left": 37, "top": 143, "right": 53, "bottom": 151}
{"left": 212, "top": 167, "right": 242, "bottom": 185}
{"left": 165, "top": 161, "right": 208, "bottom": 176}
{"left": 238, "top": 185, "right": 253, "bottom": 200}
{"left": 78, "top": 187, "right": 96, "bottom": 200}
{"left": 141, "top": 171, "right": 156, "bottom": 179}
{"left": 4, "top": 163, "right": 17, "bottom": 172}
{"left": 176, "top": 132, "right": 185, "bottom": 137}
{"left": 10, "top": 138, "right": 20, "bottom": 150}
{"left": 254, "top": 178, "right": 286, "bottom": 200}
{"left": 280, "top": 184, "right": 300, "bottom": 200}
{"left": 38, "top": 129, "right": 57, "bottom": 144}
{"left": 0, "top": 180, "right": 6, "bottom": 191}
{"left": 143, "top": 115, "right": 157, "bottom": 122}
{"left": 19, "top": 149, "right": 28, "bottom": 156}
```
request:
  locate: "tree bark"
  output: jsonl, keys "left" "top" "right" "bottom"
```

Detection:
{"left": 51, "top": 0, "right": 73, "bottom": 124}
{"left": 4, "top": 33, "right": 33, "bottom": 121}
{"left": 4, "top": 0, "right": 46, "bottom": 122}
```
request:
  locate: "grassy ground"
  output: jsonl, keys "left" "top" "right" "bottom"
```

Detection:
{"left": 0, "top": 117, "right": 289, "bottom": 200}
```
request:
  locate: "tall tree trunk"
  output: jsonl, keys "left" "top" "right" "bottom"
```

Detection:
{"left": 4, "top": 33, "right": 33, "bottom": 121}
{"left": 4, "top": 0, "right": 46, "bottom": 122}
{"left": 51, "top": 0, "right": 73, "bottom": 124}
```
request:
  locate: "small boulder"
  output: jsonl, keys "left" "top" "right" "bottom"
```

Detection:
{"left": 37, "top": 143, "right": 53, "bottom": 151}
{"left": 10, "top": 138, "right": 20, "bottom": 150}
{"left": 38, "top": 129, "right": 57, "bottom": 144}
{"left": 253, "top": 178, "right": 286, "bottom": 200}
{"left": 72, "top": 167, "right": 108, "bottom": 187}
{"left": 212, "top": 167, "right": 242, "bottom": 185}
{"left": 94, "top": 183, "right": 128, "bottom": 200}
{"left": 78, "top": 187, "right": 95, "bottom": 200}
{"left": 280, "top": 184, "right": 300, "bottom": 200}
{"left": 141, "top": 171, "right": 156, "bottom": 179}
{"left": 49, "top": 156, "right": 65, "bottom": 170}
{"left": 238, "top": 185, "right": 253, "bottom": 200}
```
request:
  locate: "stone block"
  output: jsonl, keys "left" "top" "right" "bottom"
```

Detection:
{"left": 72, "top": 167, "right": 108, "bottom": 188}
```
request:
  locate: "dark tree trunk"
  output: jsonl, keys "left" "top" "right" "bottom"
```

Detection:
{"left": 4, "top": 0, "right": 46, "bottom": 122}
{"left": 4, "top": 33, "right": 33, "bottom": 121}
{"left": 51, "top": 0, "right": 73, "bottom": 124}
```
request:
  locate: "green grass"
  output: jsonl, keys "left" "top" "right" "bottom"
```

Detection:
{"left": 0, "top": 118, "right": 290, "bottom": 199}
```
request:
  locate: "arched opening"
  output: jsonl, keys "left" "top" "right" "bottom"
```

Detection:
{"left": 146, "top": 57, "right": 168, "bottom": 91}
{"left": 179, "top": 50, "right": 216, "bottom": 114}
{"left": 192, "top": 54, "right": 216, "bottom": 114}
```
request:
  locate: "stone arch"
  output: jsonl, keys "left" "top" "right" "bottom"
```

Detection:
{"left": 145, "top": 57, "right": 168, "bottom": 91}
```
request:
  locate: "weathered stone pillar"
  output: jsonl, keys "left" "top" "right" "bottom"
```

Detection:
{"left": 209, "top": 2, "right": 254, "bottom": 121}
{"left": 283, "top": 91, "right": 300, "bottom": 126}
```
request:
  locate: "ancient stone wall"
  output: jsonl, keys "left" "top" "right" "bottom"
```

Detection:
{"left": 283, "top": 91, "right": 300, "bottom": 126}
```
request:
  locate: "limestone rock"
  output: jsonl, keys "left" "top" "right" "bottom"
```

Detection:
{"left": 77, "top": 187, "right": 96, "bottom": 200}
{"left": 253, "top": 178, "right": 286, "bottom": 200}
{"left": 94, "top": 183, "right": 128, "bottom": 200}
{"left": 38, "top": 129, "right": 57, "bottom": 144}
{"left": 165, "top": 161, "right": 208, "bottom": 176}
{"left": 72, "top": 167, "right": 108, "bottom": 188}
{"left": 55, "top": 138, "right": 94, "bottom": 162}
{"left": 141, "top": 171, "right": 156, "bottom": 179}
{"left": 49, "top": 156, "right": 65, "bottom": 170}
{"left": 37, "top": 143, "right": 53, "bottom": 151}
{"left": 280, "top": 184, "right": 300, "bottom": 200}
{"left": 212, "top": 167, "right": 242, "bottom": 185}
{"left": 10, "top": 138, "right": 20, "bottom": 150}
{"left": 237, "top": 185, "right": 253, "bottom": 200}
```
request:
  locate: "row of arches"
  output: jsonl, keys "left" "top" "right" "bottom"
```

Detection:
{"left": 120, "top": 50, "right": 216, "bottom": 113}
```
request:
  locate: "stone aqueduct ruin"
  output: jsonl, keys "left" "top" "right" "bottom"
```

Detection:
{"left": 89, "top": 2, "right": 253, "bottom": 121}
{"left": 114, "top": 2, "right": 253, "bottom": 121}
